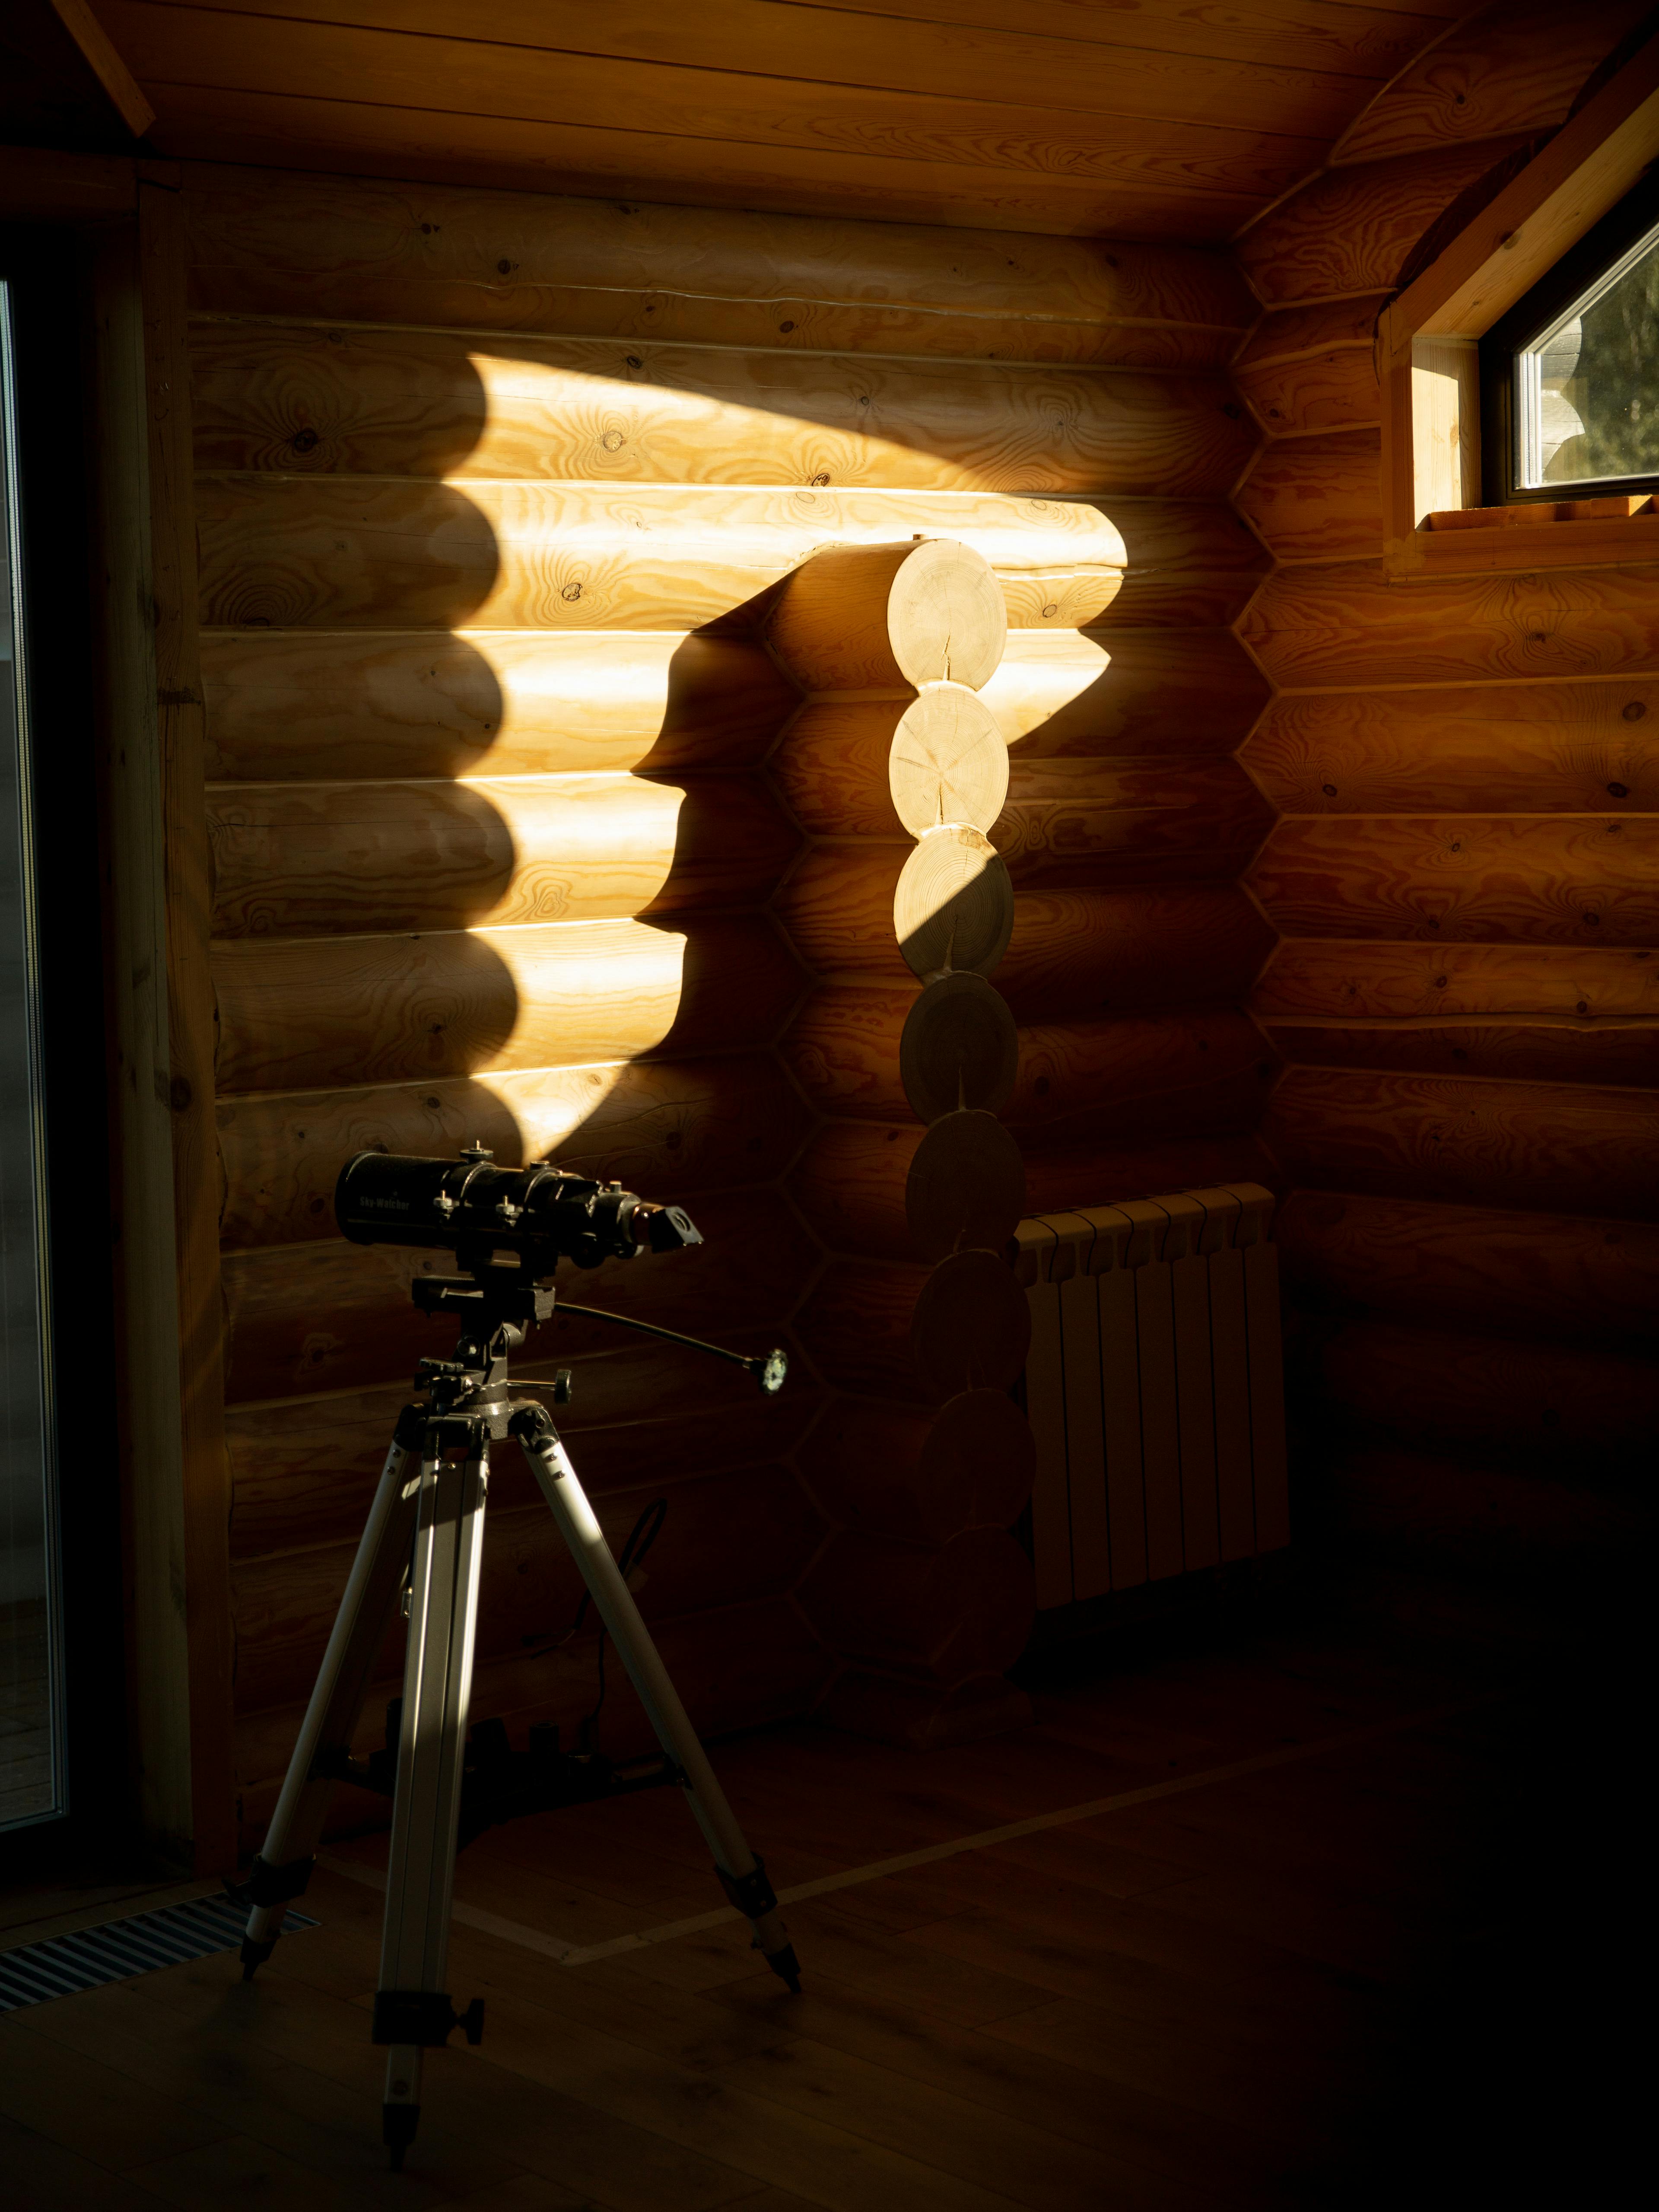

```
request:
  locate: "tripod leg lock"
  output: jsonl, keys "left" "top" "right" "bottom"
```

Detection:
{"left": 372, "top": 1990, "right": 486, "bottom": 2048}
{"left": 223, "top": 1853, "right": 316, "bottom": 1911}
{"left": 716, "top": 1856, "right": 779, "bottom": 1920}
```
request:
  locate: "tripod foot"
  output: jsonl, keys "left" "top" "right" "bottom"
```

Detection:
{"left": 766, "top": 1942, "right": 802, "bottom": 1996}
{"left": 383, "top": 2103, "right": 419, "bottom": 2170}
{"left": 239, "top": 1937, "right": 276, "bottom": 1980}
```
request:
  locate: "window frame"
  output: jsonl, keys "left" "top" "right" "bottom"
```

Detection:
{"left": 1479, "top": 169, "right": 1659, "bottom": 506}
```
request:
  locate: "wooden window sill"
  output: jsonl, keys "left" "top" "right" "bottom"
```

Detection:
{"left": 1386, "top": 502, "right": 1659, "bottom": 579}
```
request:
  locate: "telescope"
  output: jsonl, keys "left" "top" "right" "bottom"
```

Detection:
{"left": 335, "top": 1143, "right": 785, "bottom": 1393}
{"left": 336, "top": 1142, "right": 704, "bottom": 1272}
{"left": 231, "top": 1144, "right": 800, "bottom": 2166}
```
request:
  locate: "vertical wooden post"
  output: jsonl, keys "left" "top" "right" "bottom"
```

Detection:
{"left": 100, "top": 171, "right": 233, "bottom": 1869}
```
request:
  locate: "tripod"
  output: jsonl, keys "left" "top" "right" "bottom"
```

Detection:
{"left": 230, "top": 1268, "right": 800, "bottom": 2167}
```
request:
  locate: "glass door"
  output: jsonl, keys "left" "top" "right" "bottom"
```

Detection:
{"left": 0, "top": 274, "right": 64, "bottom": 1831}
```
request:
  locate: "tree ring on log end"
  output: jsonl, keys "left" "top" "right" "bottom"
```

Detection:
{"left": 900, "top": 972, "right": 1018, "bottom": 1122}
{"left": 889, "top": 684, "right": 1009, "bottom": 838}
{"left": 766, "top": 538, "right": 1006, "bottom": 694}
{"left": 894, "top": 826, "right": 1014, "bottom": 981}
{"left": 905, "top": 1109, "right": 1026, "bottom": 1263}
{"left": 911, "top": 1248, "right": 1030, "bottom": 1398}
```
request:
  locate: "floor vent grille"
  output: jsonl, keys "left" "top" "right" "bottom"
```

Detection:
{"left": 0, "top": 1893, "right": 318, "bottom": 2011}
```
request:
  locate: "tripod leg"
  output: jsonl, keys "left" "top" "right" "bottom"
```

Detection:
{"left": 232, "top": 1408, "right": 426, "bottom": 1976}
{"left": 375, "top": 1435, "right": 489, "bottom": 2169}
{"left": 513, "top": 1410, "right": 801, "bottom": 1993}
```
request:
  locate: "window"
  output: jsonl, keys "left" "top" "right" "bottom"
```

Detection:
{"left": 0, "top": 273, "right": 65, "bottom": 1833}
{"left": 1482, "top": 176, "right": 1659, "bottom": 504}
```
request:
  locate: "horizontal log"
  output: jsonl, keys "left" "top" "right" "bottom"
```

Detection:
{"left": 190, "top": 321, "right": 1256, "bottom": 496}
{"left": 1085, "top": 498, "right": 1268, "bottom": 629}
{"left": 1262, "top": 1016, "right": 1659, "bottom": 1089}
{"left": 200, "top": 629, "right": 799, "bottom": 782}
{"left": 229, "top": 1351, "right": 822, "bottom": 1557}
{"left": 234, "top": 1597, "right": 833, "bottom": 1828}
{"left": 774, "top": 842, "right": 918, "bottom": 983}
{"left": 184, "top": 168, "right": 1258, "bottom": 370}
{"left": 792, "top": 1110, "right": 1026, "bottom": 1262}
{"left": 1008, "top": 1009, "right": 1276, "bottom": 1147}
{"left": 217, "top": 1053, "right": 815, "bottom": 1250}
{"left": 1277, "top": 1190, "right": 1659, "bottom": 1350}
{"left": 1234, "top": 429, "right": 1383, "bottom": 562}
{"left": 1249, "top": 816, "right": 1659, "bottom": 946}
{"left": 1266, "top": 1066, "right": 1659, "bottom": 1221}
{"left": 999, "top": 885, "right": 1277, "bottom": 1022}
{"left": 1330, "top": 3, "right": 1635, "bottom": 167}
{"left": 1317, "top": 1319, "right": 1658, "bottom": 1466}
{"left": 993, "top": 755, "right": 1274, "bottom": 889}
{"left": 1232, "top": 296, "right": 1386, "bottom": 436}
{"left": 793, "top": 1258, "right": 933, "bottom": 1403}
{"left": 979, "top": 626, "right": 1267, "bottom": 758}
{"left": 213, "top": 912, "right": 807, "bottom": 1093}
{"left": 767, "top": 538, "right": 1005, "bottom": 693}
{"left": 1240, "top": 680, "right": 1659, "bottom": 815}
{"left": 1020, "top": 1132, "right": 1282, "bottom": 1215}
{"left": 208, "top": 771, "right": 800, "bottom": 936}
{"left": 895, "top": 826, "right": 1015, "bottom": 979}
{"left": 1236, "top": 139, "right": 1535, "bottom": 304}
{"left": 797, "top": 1528, "right": 1034, "bottom": 1684}
{"left": 782, "top": 975, "right": 1018, "bottom": 1123}
{"left": 912, "top": 1249, "right": 1031, "bottom": 1398}
{"left": 232, "top": 1462, "right": 826, "bottom": 1714}
{"left": 771, "top": 686, "right": 1008, "bottom": 840}
{"left": 797, "top": 1390, "right": 1035, "bottom": 1545}
{"left": 1255, "top": 939, "right": 1659, "bottom": 1021}
{"left": 196, "top": 477, "right": 1128, "bottom": 633}
{"left": 221, "top": 1185, "right": 820, "bottom": 1402}
{"left": 1233, "top": 296, "right": 1392, "bottom": 375}
{"left": 1240, "top": 559, "right": 1659, "bottom": 690}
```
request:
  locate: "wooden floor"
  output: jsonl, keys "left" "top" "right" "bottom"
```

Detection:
{"left": 0, "top": 1450, "right": 1641, "bottom": 2209}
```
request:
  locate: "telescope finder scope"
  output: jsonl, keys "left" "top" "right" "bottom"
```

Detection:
{"left": 335, "top": 1145, "right": 702, "bottom": 1275}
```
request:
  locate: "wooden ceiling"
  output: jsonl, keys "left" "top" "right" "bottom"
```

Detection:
{"left": 90, "top": 0, "right": 1481, "bottom": 241}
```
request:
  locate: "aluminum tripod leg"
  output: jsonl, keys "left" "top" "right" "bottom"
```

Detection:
{"left": 512, "top": 1408, "right": 801, "bottom": 1991}
{"left": 235, "top": 1410, "right": 425, "bottom": 1974}
{"left": 375, "top": 1431, "right": 490, "bottom": 2168}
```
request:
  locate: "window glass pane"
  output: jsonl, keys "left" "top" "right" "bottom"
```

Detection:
{"left": 1518, "top": 221, "right": 1659, "bottom": 487}
{"left": 0, "top": 278, "right": 65, "bottom": 1831}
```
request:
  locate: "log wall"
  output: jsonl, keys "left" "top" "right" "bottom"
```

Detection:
{"left": 1231, "top": 4, "right": 1659, "bottom": 1473}
{"left": 173, "top": 162, "right": 1281, "bottom": 1841}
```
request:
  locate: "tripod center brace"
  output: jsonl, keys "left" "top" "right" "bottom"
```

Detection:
{"left": 230, "top": 1261, "right": 800, "bottom": 2168}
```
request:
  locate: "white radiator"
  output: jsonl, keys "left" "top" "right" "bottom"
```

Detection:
{"left": 1013, "top": 1184, "right": 1288, "bottom": 1610}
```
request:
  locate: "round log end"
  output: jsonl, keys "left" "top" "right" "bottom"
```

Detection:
{"left": 900, "top": 972, "right": 1019, "bottom": 1122}
{"left": 889, "top": 683, "right": 1009, "bottom": 839}
{"left": 911, "top": 1248, "right": 1030, "bottom": 1398}
{"left": 893, "top": 825, "right": 1014, "bottom": 982}
{"left": 888, "top": 540, "right": 1007, "bottom": 693}
{"left": 766, "top": 539, "right": 1006, "bottom": 694}
{"left": 920, "top": 1388, "right": 1037, "bottom": 1530}
{"left": 905, "top": 1108, "right": 1026, "bottom": 1263}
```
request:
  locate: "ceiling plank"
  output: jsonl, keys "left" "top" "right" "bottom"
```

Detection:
{"left": 768, "top": 0, "right": 1459, "bottom": 77}
{"left": 141, "top": 83, "right": 1267, "bottom": 238}
{"left": 104, "top": 0, "right": 1386, "bottom": 137}
{"left": 105, "top": 10, "right": 1329, "bottom": 200}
